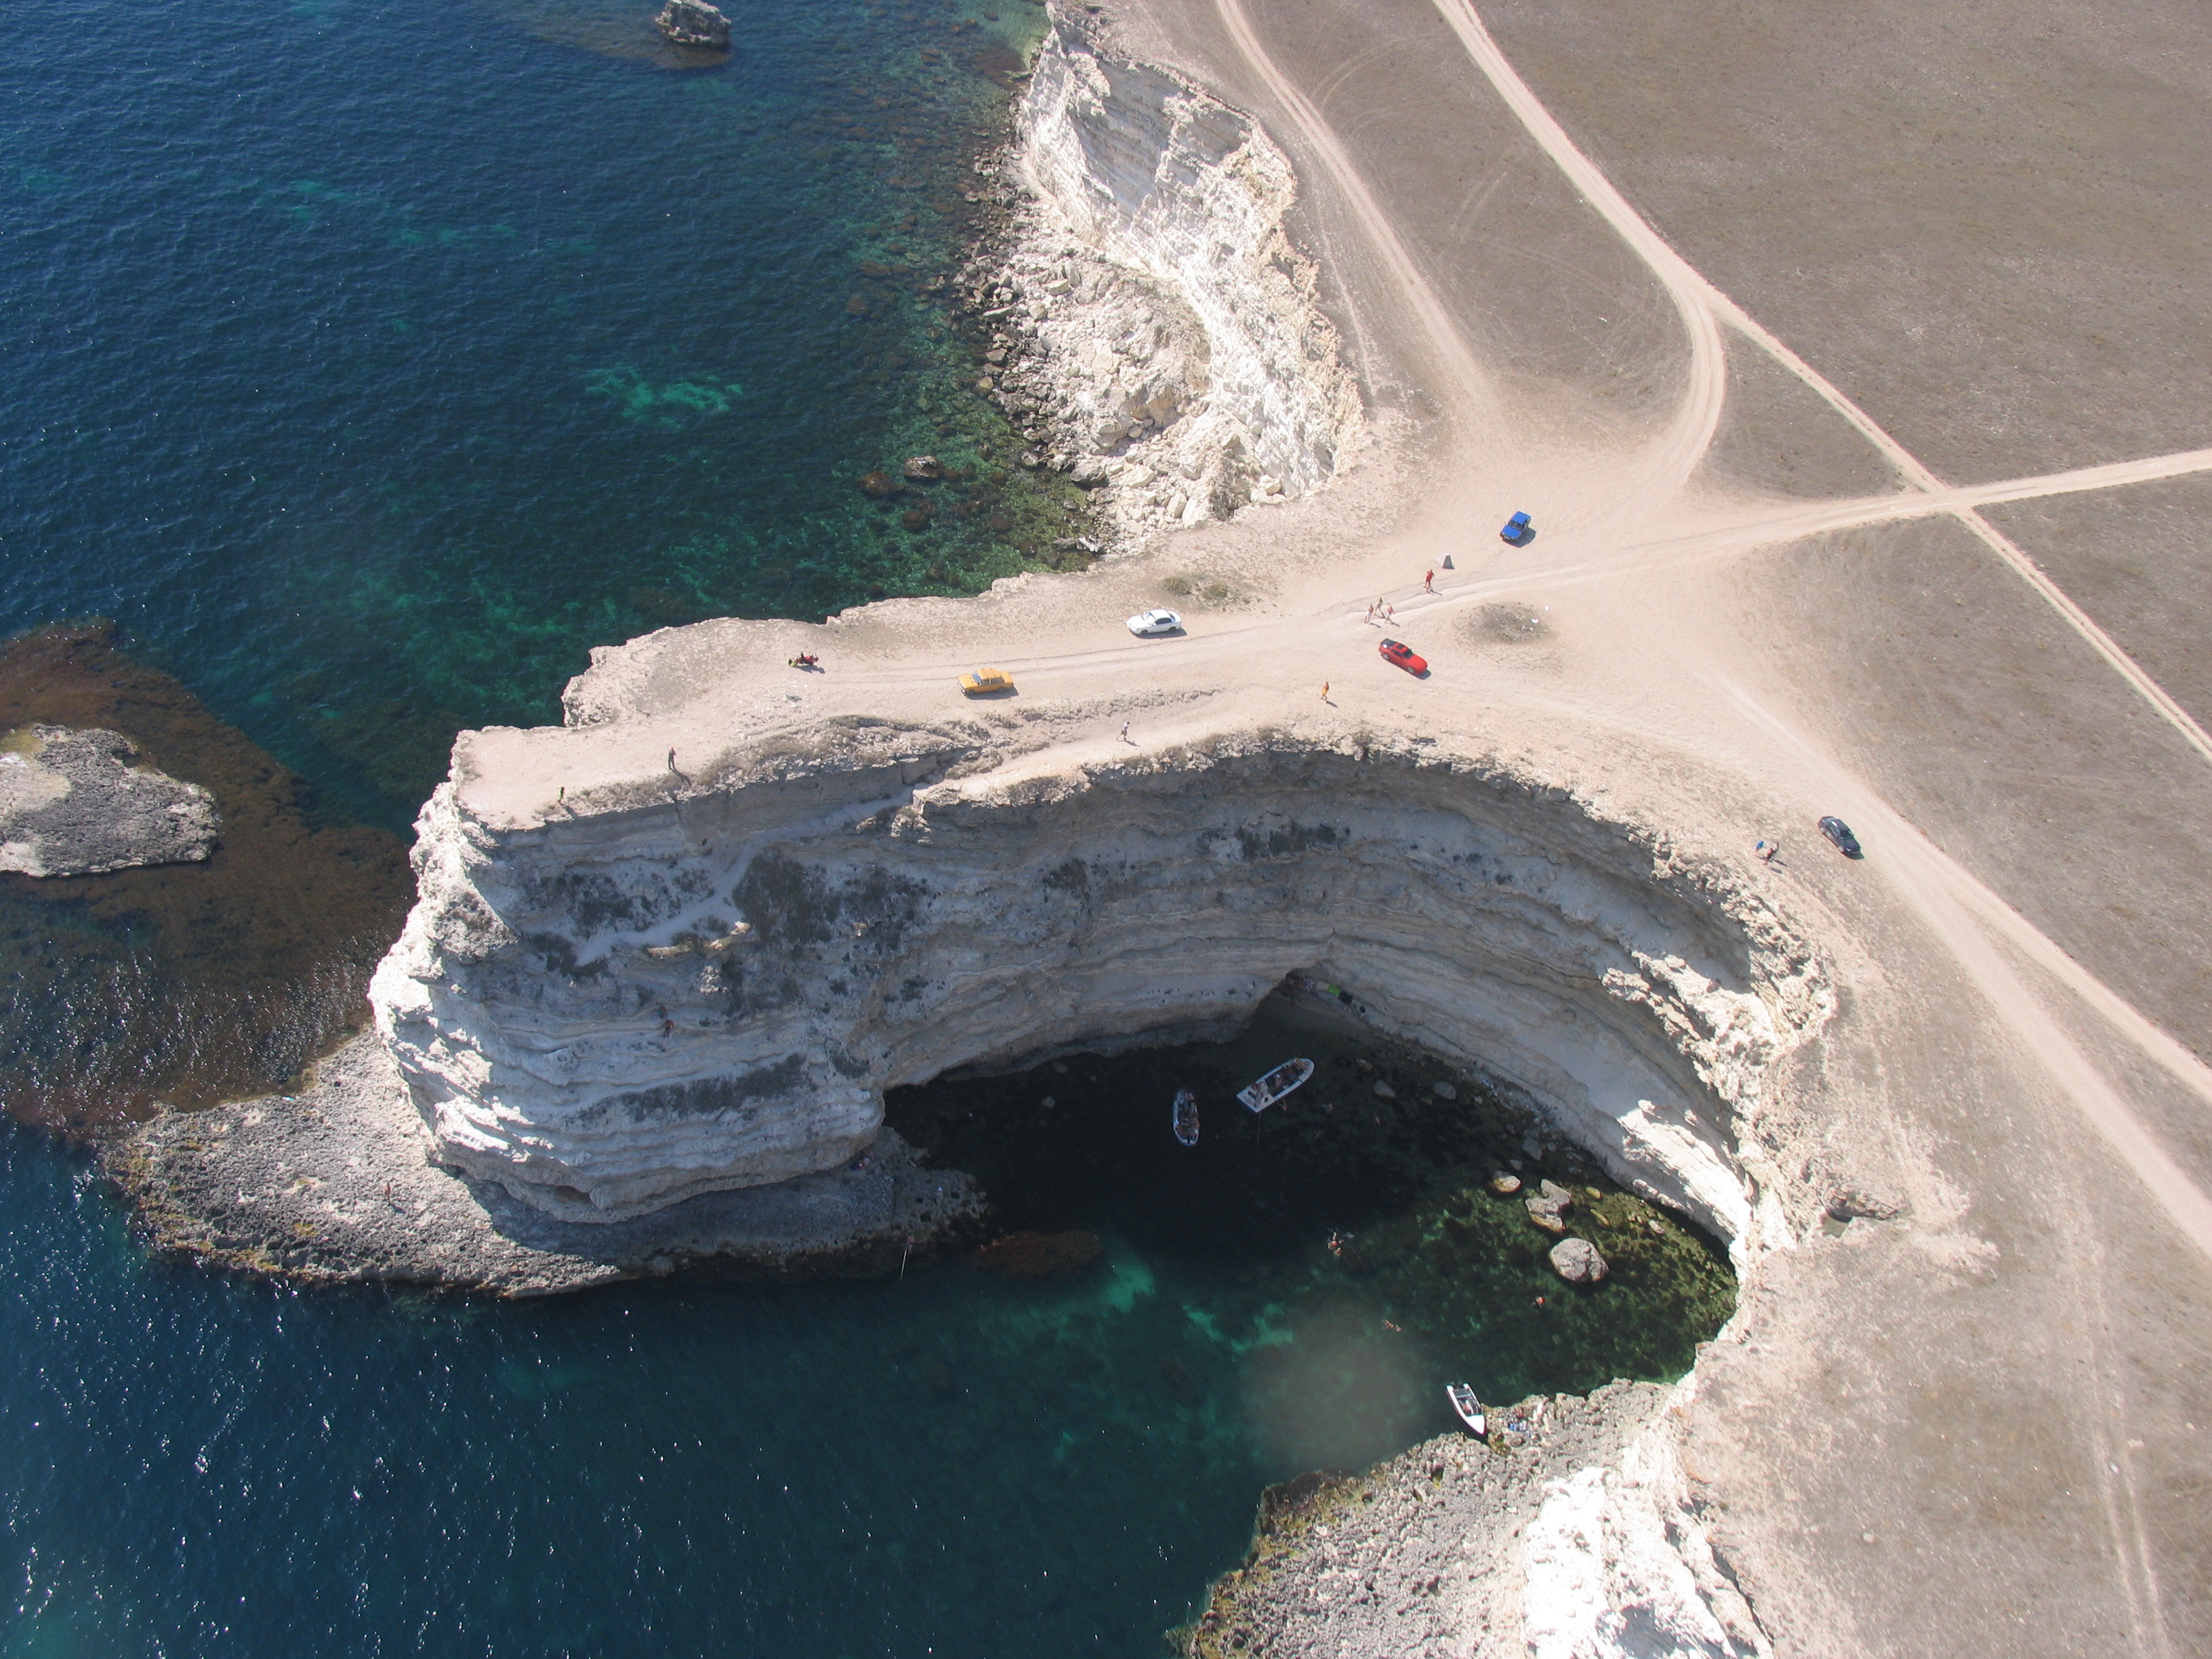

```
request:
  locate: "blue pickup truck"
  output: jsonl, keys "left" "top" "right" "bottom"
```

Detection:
{"left": 1500, "top": 510, "right": 1532, "bottom": 544}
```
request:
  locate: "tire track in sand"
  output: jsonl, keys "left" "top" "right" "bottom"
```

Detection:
{"left": 1211, "top": 0, "right": 1499, "bottom": 434}
{"left": 1427, "top": 0, "right": 2212, "bottom": 771}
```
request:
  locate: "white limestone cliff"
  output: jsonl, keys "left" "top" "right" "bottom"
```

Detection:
{"left": 972, "top": 26, "right": 1364, "bottom": 535}
{"left": 370, "top": 721, "right": 1828, "bottom": 1250}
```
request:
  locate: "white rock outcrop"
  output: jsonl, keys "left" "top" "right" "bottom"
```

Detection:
{"left": 977, "top": 26, "right": 1363, "bottom": 536}
{"left": 369, "top": 721, "right": 1827, "bottom": 1241}
{"left": 1521, "top": 1378, "right": 1772, "bottom": 1658}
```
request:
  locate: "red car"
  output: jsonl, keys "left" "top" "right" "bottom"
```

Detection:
{"left": 1378, "top": 638, "right": 1428, "bottom": 676}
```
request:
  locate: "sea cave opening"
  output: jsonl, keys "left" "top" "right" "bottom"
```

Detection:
{"left": 882, "top": 976, "right": 1736, "bottom": 1474}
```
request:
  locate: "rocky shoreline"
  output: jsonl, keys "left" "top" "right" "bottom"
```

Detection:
{"left": 1176, "top": 1379, "right": 1766, "bottom": 1658}
{"left": 941, "top": 20, "right": 1363, "bottom": 552}
{"left": 109, "top": 1031, "right": 985, "bottom": 1296}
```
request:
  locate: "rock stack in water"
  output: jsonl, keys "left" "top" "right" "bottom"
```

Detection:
{"left": 655, "top": 0, "right": 731, "bottom": 49}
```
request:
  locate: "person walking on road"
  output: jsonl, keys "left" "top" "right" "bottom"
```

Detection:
{"left": 1320, "top": 682, "right": 1331, "bottom": 702}
{"left": 1424, "top": 569, "right": 1435, "bottom": 593}
{"left": 1119, "top": 720, "right": 1132, "bottom": 744}
{"left": 1755, "top": 838, "right": 1778, "bottom": 863}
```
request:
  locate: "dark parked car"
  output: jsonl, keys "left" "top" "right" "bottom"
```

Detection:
{"left": 1818, "top": 816, "right": 1862, "bottom": 858}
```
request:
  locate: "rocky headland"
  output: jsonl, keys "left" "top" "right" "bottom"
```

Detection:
{"left": 0, "top": 724, "right": 218, "bottom": 877}
{"left": 112, "top": 1029, "right": 981, "bottom": 1295}
{"left": 1179, "top": 1380, "right": 1763, "bottom": 1659}
{"left": 94, "top": 9, "right": 2018, "bottom": 1652}
{"left": 949, "top": 24, "right": 1363, "bottom": 546}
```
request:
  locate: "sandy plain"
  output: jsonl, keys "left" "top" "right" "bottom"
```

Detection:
{"left": 122, "top": 0, "right": 2212, "bottom": 1651}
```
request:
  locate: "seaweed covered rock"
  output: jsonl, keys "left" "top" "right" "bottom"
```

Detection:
{"left": 970, "top": 1229, "right": 1103, "bottom": 1278}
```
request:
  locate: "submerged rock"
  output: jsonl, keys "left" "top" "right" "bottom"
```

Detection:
{"left": 859, "top": 470, "right": 905, "bottom": 499}
{"left": 1525, "top": 1179, "right": 1574, "bottom": 1235}
{"left": 654, "top": 0, "right": 731, "bottom": 49}
{"left": 1550, "top": 1236, "right": 1610, "bottom": 1285}
{"left": 970, "top": 1229, "right": 1102, "bottom": 1278}
{"left": 902, "top": 454, "right": 945, "bottom": 481}
{"left": 0, "top": 725, "right": 218, "bottom": 877}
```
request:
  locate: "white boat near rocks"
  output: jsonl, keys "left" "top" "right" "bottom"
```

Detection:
{"left": 1237, "top": 1057, "right": 1314, "bottom": 1113}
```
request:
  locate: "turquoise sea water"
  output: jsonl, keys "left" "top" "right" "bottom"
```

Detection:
{"left": 0, "top": 3, "right": 1731, "bottom": 1652}
{"left": 2, "top": 0, "right": 1076, "bottom": 830}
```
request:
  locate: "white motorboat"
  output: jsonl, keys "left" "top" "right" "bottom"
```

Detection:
{"left": 1237, "top": 1057, "right": 1314, "bottom": 1113}
{"left": 1447, "top": 1383, "right": 1485, "bottom": 1436}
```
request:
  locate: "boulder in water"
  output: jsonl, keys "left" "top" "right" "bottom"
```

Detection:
{"left": 859, "top": 470, "right": 905, "bottom": 499}
{"left": 1525, "top": 1179, "right": 1574, "bottom": 1233}
{"left": 970, "top": 1229, "right": 1102, "bottom": 1278}
{"left": 1488, "top": 1173, "right": 1522, "bottom": 1196}
{"left": 655, "top": 0, "right": 731, "bottom": 48}
{"left": 1549, "top": 1237, "right": 1609, "bottom": 1285}
{"left": 0, "top": 725, "right": 218, "bottom": 877}
{"left": 903, "top": 455, "right": 945, "bottom": 481}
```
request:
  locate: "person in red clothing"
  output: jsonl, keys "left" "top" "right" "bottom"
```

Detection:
{"left": 1424, "top": 569, "right": 1435, "bottom": 592}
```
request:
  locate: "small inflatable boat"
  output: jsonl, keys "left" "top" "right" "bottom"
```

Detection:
{"left": 1172, "top": 1089, "right": 1200, "bottom": 1147}
{"left": 1447, "top": 1383, "right": 1485, "bottom": 1436}
{"left": 1237, "top": 1057, "right": 1315, "bottom": 1113}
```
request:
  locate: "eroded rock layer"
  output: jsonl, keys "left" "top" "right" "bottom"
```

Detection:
{"left": 976, "top": 26, "right": 1363, "bottom": 536}
{"left": 370, "top": 723, "right": 1828, "bottom": 1244}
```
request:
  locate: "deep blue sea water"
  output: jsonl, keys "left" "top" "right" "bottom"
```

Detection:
{"left": 0, "top": 4, "right": 1729, "bottom": 1652}
{"left": 1, "top": 0, "right": 1071, "bottom": 829}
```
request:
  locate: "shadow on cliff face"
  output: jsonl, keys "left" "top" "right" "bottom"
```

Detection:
{"left": 886, "top": 996, "right": 1736, "bottom": 1429}
{"left": 0, "top": 626, "right": 414, "bottom": 1130}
